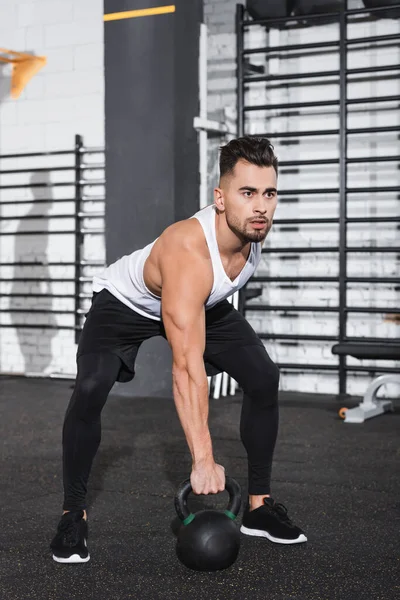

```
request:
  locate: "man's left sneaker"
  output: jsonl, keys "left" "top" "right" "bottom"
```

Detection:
{"left": 50, "top": 510, "right": 90, "bottom": 563}
{"left": 240, "top": 497, "right": 307, "bottom": 544}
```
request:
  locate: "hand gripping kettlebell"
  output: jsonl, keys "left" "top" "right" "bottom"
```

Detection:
{"left": 174, "top": 476, "right": 242, "bottom": 571}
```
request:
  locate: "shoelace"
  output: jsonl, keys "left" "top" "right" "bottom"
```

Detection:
{"left": 266, "top": 502, "right": 294, "bottom": 527}
{"left": 58, "top": 517, "right": 81, "bottom": 546}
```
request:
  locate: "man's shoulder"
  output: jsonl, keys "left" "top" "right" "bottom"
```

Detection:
{"left": 155, "top": 217, "right": 213, "bottom": 289}
{"left": 159, "top": 217, "right": 207, "bottom": 255}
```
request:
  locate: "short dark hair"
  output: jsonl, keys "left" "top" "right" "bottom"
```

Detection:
{"left": 219, "top": 136, "right": 278, "bottom": 179}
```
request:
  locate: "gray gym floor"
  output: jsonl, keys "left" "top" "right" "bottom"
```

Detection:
{"left": 0, "top": 376, "right": 398, "bottom": 600}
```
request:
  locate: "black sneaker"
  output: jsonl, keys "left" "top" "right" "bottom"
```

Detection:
{"left": 240, "top": 498, "right": 307, "bottom": 544}
{"left": 50, "top": 510, "right": 90, "bottom": 563}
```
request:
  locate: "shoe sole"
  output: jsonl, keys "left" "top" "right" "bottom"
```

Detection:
{"left": 52, "top": 553, "right": 90, "bottom": 564}
{"left": 240, "top": 525, "right": 307, "bottom": 544}
{"left": 51, "top": 536, "right": 89, "bottom": 564}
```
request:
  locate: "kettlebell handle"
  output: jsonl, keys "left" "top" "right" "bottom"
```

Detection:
{"left": 174, "top": 476, "right": 242, "bottom": 524}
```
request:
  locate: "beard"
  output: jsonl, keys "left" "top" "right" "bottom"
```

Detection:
{"left": 225, "top": 212, "right": 272, "bottom": 243}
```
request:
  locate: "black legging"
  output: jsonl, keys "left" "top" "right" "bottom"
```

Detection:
{"left": 207, "top": 344, "right": 280, "bottom": 497}
{"left": 62, "top": 353, "right": 121, "bottom": 511}
{"left": 62, "top": 348, "right": 279, "bottom": 511}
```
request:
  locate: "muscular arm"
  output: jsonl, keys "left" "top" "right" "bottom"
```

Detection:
{"left": 159, "top": 232, "right": 224, "bottom": 493}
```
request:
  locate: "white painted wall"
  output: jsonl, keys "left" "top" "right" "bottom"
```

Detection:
{"left": 204, "top": 0, "right": 400, "bottom": 396}
{"left": 0, "top": 0, "right": 105, "bottom": 377}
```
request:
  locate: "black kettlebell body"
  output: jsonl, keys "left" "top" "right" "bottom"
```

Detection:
{"left": 174, "top": 476, "right": 242, "bottom": 571}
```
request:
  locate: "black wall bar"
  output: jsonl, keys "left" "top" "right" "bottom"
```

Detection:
{"left": 236, "top": 1, "right": 400, "bottom": 393}
{"left": 0, "top": 136, "right": 105, "bottom": 337}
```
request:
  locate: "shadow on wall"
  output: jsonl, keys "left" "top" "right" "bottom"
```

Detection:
{"left": 11, "top": 172, "right": 58, "bottom": 375}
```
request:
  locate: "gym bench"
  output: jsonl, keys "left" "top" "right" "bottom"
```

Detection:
{"left": 331, "top": 343, "right": 400, "bottom": 423}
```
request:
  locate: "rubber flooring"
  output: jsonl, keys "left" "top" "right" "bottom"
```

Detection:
{"left": 0, "top": 376, "right": 399, "bottom": 600}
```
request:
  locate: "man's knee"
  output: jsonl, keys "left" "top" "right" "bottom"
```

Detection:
{"left": 76, "top": 375, "right": 104, "bottom": 400}
{"left": 244, "top": 360, "right": 280, "bottom": 405}
{"left": 66, "top": 374, "right": 109, "bottom": 423}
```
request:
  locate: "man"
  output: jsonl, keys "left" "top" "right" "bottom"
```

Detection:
{"left": 50, "top": 136, "right": 307, "bottom": 564}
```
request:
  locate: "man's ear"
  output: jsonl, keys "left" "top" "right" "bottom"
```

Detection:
{"left": 214, "top": 186, "right": 225, "bottom": 211}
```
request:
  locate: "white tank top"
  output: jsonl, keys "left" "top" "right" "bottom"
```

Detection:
{"left": 92, "top": 204, "right": 262, "bottom": 321}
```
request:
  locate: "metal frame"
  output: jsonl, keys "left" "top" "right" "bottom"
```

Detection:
{"left": 0, "top": 136, "right": 105, "bottom": 343}
{"left": 341, "top": 374, "right": 398, "bottom": 423}
{"left": 194, "top": 22, "right": 235, "bottom": 210}
{"left": 236, "top": 1, "right": 400, "bottom": 394}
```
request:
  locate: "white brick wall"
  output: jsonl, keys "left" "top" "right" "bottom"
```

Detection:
{"left": 0, "top": 0, "right": 105, "bottom": 377}
{"left": 0, "top": 0, "right": 104, "bottom": 151}
{"left": 204, "top": 0, "right": 400, "bottom": 396}
{"left": 0, "top": 0, "right": 399, "bottom": 400}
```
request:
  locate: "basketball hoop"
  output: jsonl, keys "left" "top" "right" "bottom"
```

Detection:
{"left": 0, "top": 48, "right": 47, "bottom": 99}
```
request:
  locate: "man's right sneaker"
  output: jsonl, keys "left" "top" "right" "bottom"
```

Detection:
{"left": 50, "top": 510, "right": 90, "bottom": 563}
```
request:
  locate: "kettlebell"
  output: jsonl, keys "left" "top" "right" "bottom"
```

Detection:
{"left": 174, "top": 476, "right": 242, "bottom": 571}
